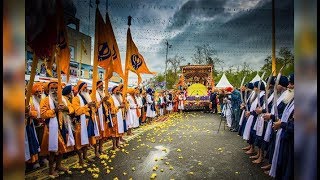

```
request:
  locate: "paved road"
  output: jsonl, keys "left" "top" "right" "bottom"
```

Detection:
{"left": 26, "top": 112, "right": 272, "bottom": 180}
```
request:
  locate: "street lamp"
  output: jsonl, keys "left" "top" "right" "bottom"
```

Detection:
{"left": 165, "top": 40, "right": 172, "bottom": 89}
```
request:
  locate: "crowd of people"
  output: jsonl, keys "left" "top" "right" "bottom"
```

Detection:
{"left": 24, "top": 80, "right": 187, "bottom": 177}
{"left": 25, "top": 72, "right": 294, "bottom": 179}
{"left": 209, "top": 73, "right": 294, "bottom": 179}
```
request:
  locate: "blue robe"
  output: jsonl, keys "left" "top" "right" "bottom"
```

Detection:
{"left": 275, "top": 114, "right": 294, "bottom": 180}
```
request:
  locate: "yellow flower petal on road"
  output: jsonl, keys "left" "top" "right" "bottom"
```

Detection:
{"left": 132, "top": 148, "right": 136, "bottom": 151}
{"left": 106, "top": 169, "right": 111, "bottom": 174}
{"left": 132, "top": 167, "right": 136, "bottom": 171}
{"left": 110, "top": 167, "right": 114, "bottom": 170}
{"left": 178, "top": 156, "right": 183, "bottom": 159}
{"left": 165, "top": 162, "right": 170, "bottom": 165}
{"left": 176, "top": 149, "right": 181, "bottom": 152}
{"left": 113, "top": 177, "right": 119, "bottom": 180}
{"left": 154, "top": 158, "right": 158, "bottom": 161}
{"left": 150, "top": 173, "right": 157, "bottom": 179}
{"left": 169, "top": 166, "right": 174, "bottom": 170}
{"left": 92, "top": 174, "right": 99, "bottom": 178}
{"left": 188, "top": 172, "right": 194, "bottom": 175}
{"left": 108, "top": 159, "right": 112, "bottom": 163}
{"left": 160, "top": 169, "right": 164, "bottom": 172}
{"left": 123, "top": 172, "right": 127, "bottom": 176}
{"left": 198, "top": 162, "right": 202, "bottom": 166}
{"left": 235, "top": 172, "right": 239, "bottom": 174}
{"left": 80, "top": 170, "right": 85, "bottom": 173}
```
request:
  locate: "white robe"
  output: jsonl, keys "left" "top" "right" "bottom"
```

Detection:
{"left": 112, "top": 94, "right": 124, "bottom": 133}
{"left": 166, "top": 94, "right": 173, "bottom": 111}
{"left": 126, "top": 94, "right": 139, "bottom": 128}
{"left": 178, "top": 94, "right": 185, "bottom": 110}
{"left": 269, "top": 100, "right": 294, "bottom": 177}
{"left": 264, "top": 90, "right": 287, "bottom": 142}
{"left": 243, "top": 91, "right": 264, "bottom": 140}
{"left": 135, "top": 95, "right": 143, "bottom": 118}
{"left": 222, "top": 98, "right": 232, "bottom": 127}
{"left": 146, "top": 94, "right": 155, "bottom": 117}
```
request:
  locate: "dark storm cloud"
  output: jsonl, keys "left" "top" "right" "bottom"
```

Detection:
{"left": 163, "top": 0, "right": 293, "bottom": 69}
{"left": 167, "top": 0, "right": 228, "bottom": 30}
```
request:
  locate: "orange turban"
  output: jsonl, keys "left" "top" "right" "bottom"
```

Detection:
{"left": 48, "top": 80, "right": 58, "bottom": 89}
{"left": 77, "top": 80, "right": 87, "bottom": 92}
{"left": 127, "top": 88, "right": 135, "bottom": 95}
{"left": 32, "top": 83, "right": 43, "bottom": 94}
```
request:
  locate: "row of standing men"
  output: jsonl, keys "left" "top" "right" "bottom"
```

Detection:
{"left": 24, "top": 80, "right": 186, "bottom": 178}
{"left": 216, "top": 73, "right": 294, "bottom": 179}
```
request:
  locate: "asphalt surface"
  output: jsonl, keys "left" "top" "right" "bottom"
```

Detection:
{"left": 26, "top": 112, "right": 272, "bottom": 180}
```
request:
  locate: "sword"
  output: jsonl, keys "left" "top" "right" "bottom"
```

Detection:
{"left": 240, "top": 76, "right": 246, "bottom": 104}
{"left": 273, "top": 65, "right": 286, "bottom": 120}
{"left": 264, "top": 69, "right": 276, "bottom": 113}
{"left": 257, "top": 72, "right": 266, "bottom": 107}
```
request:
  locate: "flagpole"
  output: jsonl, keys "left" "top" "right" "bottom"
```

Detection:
{"left": 92, "top": 0, "right": 100, "bottom": 102}
{"left": 78, "top": 39, "right": 83, "bottom": 80}
{"left": 25, "top": 52, "right": 39, "bottom": 106}
{"left": 271, "top": 0, "right": 276, "bottom": 75}
{"left": 123, "top": 16, "right": 132, "bottom": 100}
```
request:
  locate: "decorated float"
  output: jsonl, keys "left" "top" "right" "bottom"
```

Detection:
{"left": 176, "top": 64, "right": 214, "bottom": 111}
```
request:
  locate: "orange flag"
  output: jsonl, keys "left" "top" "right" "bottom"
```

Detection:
{"left": 95, "top": 9, "right": 123, "bottom": 79}
{"left": 125, "top": 27, "right": 156, "bottom": 75}
{"left": 56, "top": 0, "right": 70, "bottom": 82}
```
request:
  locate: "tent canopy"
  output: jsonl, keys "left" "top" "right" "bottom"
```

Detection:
{"left": 215, "top": 73, "right": 233, "bottom": 88}
{"left": 250, "top": 73, "right": 266, "bottom": 85}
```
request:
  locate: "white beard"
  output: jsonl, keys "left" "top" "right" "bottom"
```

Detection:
{"left": 81, "top": 91, "right": 92, "bottom": 103}
{"left": 41, "top": 93, "right": 46, "bottom": 99}
{"left": 282, "top": 89, "right": 294, "bottom": 104}
{"left": 98, "top": 90, "right": 105, "bottom": 98}
{"left": 49, "top": 92, "right": 58, "bottom": 105}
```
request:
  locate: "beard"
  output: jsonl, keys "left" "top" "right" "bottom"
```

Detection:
{"left": 49, "top": 91, "right": 58, "bottom": 105}
{"left": 97, "top": 89, "right": 105, "bottom": 98}
{"left": 81, "top": 91, "right": 92, "bottom": 103}
{"left": 282, "top": 89, "right": 294, "bottom": 104}
{"left": 41, "top": 93, "right": 46, "bottom": 99}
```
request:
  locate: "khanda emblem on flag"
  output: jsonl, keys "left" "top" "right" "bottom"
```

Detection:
{"left": 58, "top": 30, "right": 67, "bottom": 49}
{"left": 98, "top": 42, "right": 117, "bottom": 62}
{"left": 131, "top": 54, "right": 143, "bottom": 70}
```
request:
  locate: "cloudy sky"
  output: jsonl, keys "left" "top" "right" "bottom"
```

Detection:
{"left": 72, "top": 0, "right": 293, "bottom": 84}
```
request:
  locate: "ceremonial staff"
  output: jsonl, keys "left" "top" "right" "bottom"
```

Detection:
{"left": 257, "top": 72, "right": 266, "bottom": 108}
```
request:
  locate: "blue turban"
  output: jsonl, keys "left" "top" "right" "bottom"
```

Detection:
{"left": 265, "top": 76, "right": 276, "bottom": 86}
{"left": 246, "top": 82, "right": 254, "bottom": 90}
{"left": 278, "top": 75, "right": 289, "bottom": 87}
{"left": 253, "top": 81, "right": 266, "bottom": 91}
{"left": 62, "top": 85, "right": 72, "bottom": 96}
{"left": 147, "top": 88, "right": 152, "bottom": 94}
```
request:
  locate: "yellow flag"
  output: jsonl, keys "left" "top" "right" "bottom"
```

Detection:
{"left": 56, "top": 0, "right": 70, "bottom": 82}
{"left": 125, "top": 27, "right": 156, "bottom": 75}
{"left": 96, "top": 10, "right": 123, "bottom": 78}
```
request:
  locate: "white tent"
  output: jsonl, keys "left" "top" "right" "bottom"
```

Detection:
{"left": 215, "top": 73, "right": 233, "bottom": 88}
{"left": 250, "top": 73, "right": 266, "bottom": 85}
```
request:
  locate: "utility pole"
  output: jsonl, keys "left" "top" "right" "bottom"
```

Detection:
{"left": 271, "top": 0, "right": 276, "bottom": 75}
{"left": 164, "top": 40, "right": 172, "bottom": 89}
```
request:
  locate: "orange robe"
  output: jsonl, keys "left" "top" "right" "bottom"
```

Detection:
{"left": 39, "top": 97, "right": 68, "bottom": 156}
{"left": 107, "top": 98, "right": 120, "bottom": 137}
{"left": 72, "top": 96, "right": 91, "bottom": 150}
